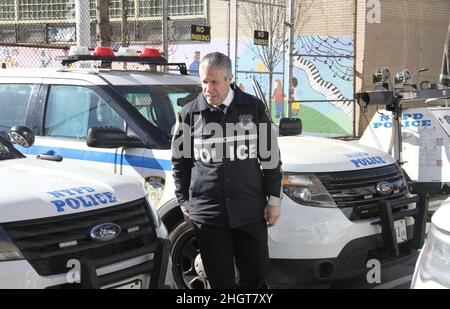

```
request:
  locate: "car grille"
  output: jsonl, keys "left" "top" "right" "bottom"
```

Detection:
{"left": 317, "top": 164, "right": 408, "bottom": 221}
{"left": 2, "top": 198, "right": 157, "bottom": 276}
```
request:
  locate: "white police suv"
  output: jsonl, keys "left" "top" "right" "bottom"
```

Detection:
{"left": 0, "top": 46, "right": 428, "bottom": 288}
{"left": 0, "top": 125, "right": 170, "bottom": 289}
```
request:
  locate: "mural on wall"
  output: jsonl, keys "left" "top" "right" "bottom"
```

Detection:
{"left": 170, "top": 35, "right": 354, "bottom": 135}
{"left": 0, "top": 46, "right": 67, "bottom": 68}
{"left": 292, "top": 35, "right": 354, "bottom": 135}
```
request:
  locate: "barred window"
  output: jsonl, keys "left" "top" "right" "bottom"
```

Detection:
{"left": 140, "top": 0, "right": 204, "bottom": 17}
{"left": 109, "top": 0, "right": 136, "bottom": 18}
{"left": 13, "top": 0, "right": 204, "bottom": 21}
{"left": 0, "top": 0, "right": 15, "bottom": 20}
{"left": 19, "top": 0, "right": 75, "bottom": 20}
{"left": 139, "top": 0, "right": 161, "bottom": 17}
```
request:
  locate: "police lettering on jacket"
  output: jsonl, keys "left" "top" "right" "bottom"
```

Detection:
{"left": 192, "top": 114, "right": 258, "bottom": 163}
{"left": 173, "top": 114, "right": 278, "bottom": 168}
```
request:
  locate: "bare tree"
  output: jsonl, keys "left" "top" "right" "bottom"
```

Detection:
{"left": 121, "top": 0, "right": 130, "bottom": 47}
{"left": 96, "top": 0, "right": 112, "bottom": 47}
{"left": 241, "top": 0, "right": 312, "bottom": 112}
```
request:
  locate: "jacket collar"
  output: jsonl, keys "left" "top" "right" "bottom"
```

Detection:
{"left": 192, "top": 83, "right": 250, "bottom": 112}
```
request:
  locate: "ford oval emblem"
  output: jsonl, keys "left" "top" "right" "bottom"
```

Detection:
{"left": 376, "top": 181, "right": 394, "bottom": 196}
{"left": 90, "top": 223, "right": 121, "bottom": 242}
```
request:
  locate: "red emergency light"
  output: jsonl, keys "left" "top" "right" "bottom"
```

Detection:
{"left": 140, "top": 48, "right": 161, "bottom": 58}
{"left": 93, "top": 46, "right": 115, "bottom": 57}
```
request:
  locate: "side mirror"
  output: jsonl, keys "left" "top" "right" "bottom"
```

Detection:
{"left": 177, "top": 93, "right": 198, "bottom": 107}
{"left": 87, "top": 126, "right": 145, "bottom": 148}
{"left": 9, "top": 125, "right": 35, "bottom": 148}
{"left": 279, "top": 118, "right": 302, "bottom": 136}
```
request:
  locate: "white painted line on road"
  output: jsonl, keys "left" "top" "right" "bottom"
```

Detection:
{"left": 373, "top": 274, "right": 413, "bottom": 289}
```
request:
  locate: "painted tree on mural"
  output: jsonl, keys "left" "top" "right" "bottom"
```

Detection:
{"left": 240, "top": 0, "right": 312, "bottom": 111}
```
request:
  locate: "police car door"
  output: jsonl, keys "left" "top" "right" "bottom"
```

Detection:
{"left": 118, "top": 87, "right": 173, "bottom": 208}
{"left": 33, "top": 79, "right": 145, "bottom": 178}
{"left": 115, "top": 84, "right": 200, "bottom": 208}
{"left": 0, "top": 77, "right": 42, "bottom": 155}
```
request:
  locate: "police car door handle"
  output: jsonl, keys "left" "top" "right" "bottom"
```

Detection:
{"left": 37, "top": 154, "right": 63, "bottom": 162}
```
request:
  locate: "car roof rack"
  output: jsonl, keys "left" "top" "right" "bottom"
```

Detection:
{"left": 56, "top": 55, "right": 189, "bottom": 75}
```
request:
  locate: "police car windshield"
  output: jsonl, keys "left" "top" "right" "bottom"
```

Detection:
{"left": 115, "top": 85, "right": 201, "bottom": 139}
{"left": 0, "top": 134, "right": 22, "bottom": 160}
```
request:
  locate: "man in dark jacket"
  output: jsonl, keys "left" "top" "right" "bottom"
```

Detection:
{"left": 171, "top": 52, "right": 282, "bottom": 288}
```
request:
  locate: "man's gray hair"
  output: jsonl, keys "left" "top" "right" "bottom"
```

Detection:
{"left": 200, "top": 52, "right": 232, "bottom": 78}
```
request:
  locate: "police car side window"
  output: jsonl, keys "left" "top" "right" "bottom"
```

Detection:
{"left": 45, "top": 85, "right": 125, "bottom": 139}
{"left": 0, "top": 84, "right": 33, "bottom": 130}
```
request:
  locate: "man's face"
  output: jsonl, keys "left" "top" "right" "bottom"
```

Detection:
{"left": 200, "top": 65, "right": 232, "bottom": 106}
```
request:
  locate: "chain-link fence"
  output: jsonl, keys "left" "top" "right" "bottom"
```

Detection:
{"left": 0, "top": 0, "right": 208, "bottom": 68}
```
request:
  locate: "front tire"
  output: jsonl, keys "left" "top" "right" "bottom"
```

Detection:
{"left": 169, "top": 221, "right": 209, "bottom": 289}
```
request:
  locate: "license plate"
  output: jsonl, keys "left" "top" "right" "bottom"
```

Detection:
{"left": 112, "top": 280, "right": 142, "bottom": 289}
{"left": 394, "top": 219, "right": 407, "bottom": 243}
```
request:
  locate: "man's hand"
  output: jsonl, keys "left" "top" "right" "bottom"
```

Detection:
{"left": 180, "top": 201, "right": 192, "bottom": 226}
{"left": 182, "top": 210, "right": 192, "bottom": 226}
{"left": 264, "top": 203, "right": 280, "bottom": 227}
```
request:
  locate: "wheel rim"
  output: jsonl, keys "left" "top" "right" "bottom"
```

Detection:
{"left": 173, "top": 231, "right": 209, "bottom": 289}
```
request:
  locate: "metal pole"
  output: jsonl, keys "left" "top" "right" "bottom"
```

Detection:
{"left": 393, "top": 104, "right": 403, "bottom": 164}
{"left": 227, "top": 0, "right": 231, "bottom": 57}
{"left": 234, "top": 0, "right": 239, "bottom": 82}
{"left": 75, "top": 0, "right": 91, "bottom": 47}
{"left": 353, "top": 0, "right": 358, "bottom": 136}
{"left": 287, "top": 0, "right": 294, "bottom": 118}
{"left": 282, "top": 20, "right": 286, "bottom": 115}
{"left": 162, "top": 0, "right": 169, "bottom": 59}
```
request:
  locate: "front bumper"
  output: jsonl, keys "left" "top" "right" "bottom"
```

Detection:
{"left": 267, "top": 194, "right": 428, "bottom": 287}
{"left": 0, "top": 238, "right": 171, "bottom": 289}
{"left": 268, "top": 225, "right": 417, "bottom": 287}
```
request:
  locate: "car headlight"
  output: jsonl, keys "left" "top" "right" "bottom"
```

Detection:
{"left": 418, "top": 224, "right": 450, "bottom": 288}
{"left": 283, "top": 173, "right": 337, "bottom": 208}
{"left": 0, "top": 226, "right": 24, "bottom": 261}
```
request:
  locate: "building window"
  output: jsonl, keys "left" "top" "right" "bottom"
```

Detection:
{"left": 89, "top": 0, "right": 136, "bottom": 18}
{"left": 3, "top": 0, "right": 205, "bottom": 22}
{"left": 0, "top": 0, "right": 15, "bottom": 20}
{"left": 139, "top": 0, "right": 204, "bottom": 17}
{"left": 19, "top": 0, "right": 76, "bottom": 20}
{"left": 139, "top": 0, "right": 161, "bottom": 16}
{"left": 109, "top": 0, "right": 136, "bottom": 18}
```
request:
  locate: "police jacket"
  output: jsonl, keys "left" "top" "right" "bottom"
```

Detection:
{"left": 172, "top": 84, "right": 283, "bottom": 228}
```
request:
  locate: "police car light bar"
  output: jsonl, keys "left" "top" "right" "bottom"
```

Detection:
{"left": 58, "top": 47, "right": 189, "bottom": 75}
